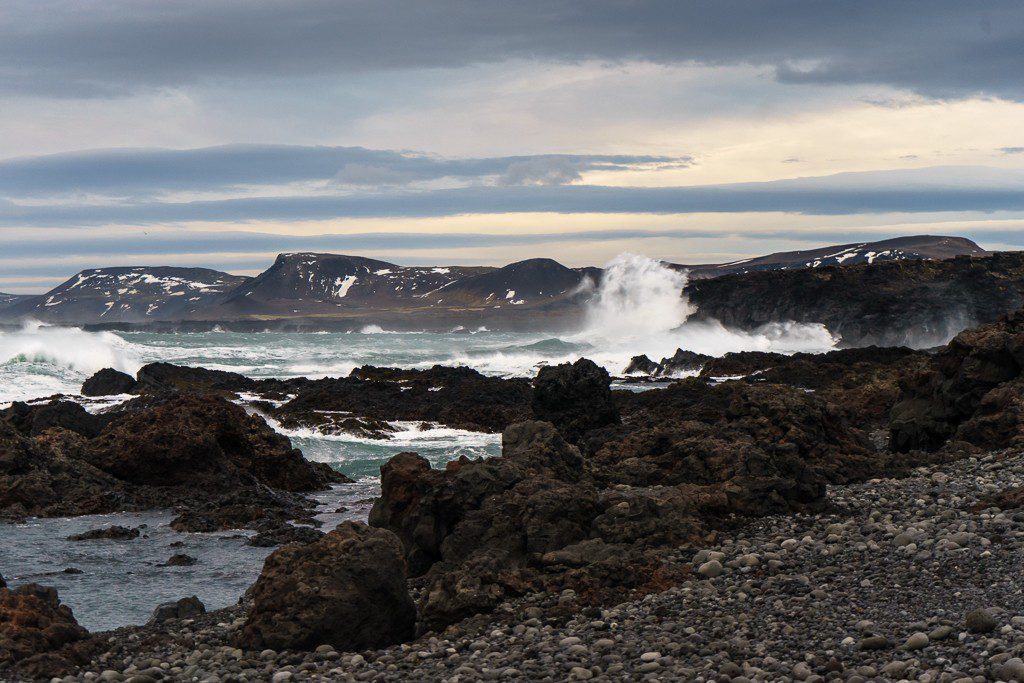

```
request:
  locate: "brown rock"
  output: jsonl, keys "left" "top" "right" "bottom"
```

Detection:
{"left": 0, "top": 584, "right": 88, "bottom": 677}
{"left": 239, "top": 522, "right": 415, "bottom": 652}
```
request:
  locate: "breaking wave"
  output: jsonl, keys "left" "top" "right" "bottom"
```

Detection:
{"left": 569, "top": 253, "right": 837, "bottom": 368}
{"left": 0, "top": 321, "right": 141, "bottom": 375}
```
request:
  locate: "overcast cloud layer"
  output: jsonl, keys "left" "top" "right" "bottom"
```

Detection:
{"left": 2, "top": 1, "right": 1023, "bottom": 291}
{"left": 3, "top": 0, "right": 1023, "bottom": 100}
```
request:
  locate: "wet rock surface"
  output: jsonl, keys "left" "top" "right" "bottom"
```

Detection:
{"left": 66, "top": 526, "right": 140, "bottom": 542}
{"left": 80, "top": 368, "right": 137, "bottom": 397}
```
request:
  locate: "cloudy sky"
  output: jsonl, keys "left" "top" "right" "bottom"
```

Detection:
{"left": 2, "top": 0, "right": 1024, "bottom": 292}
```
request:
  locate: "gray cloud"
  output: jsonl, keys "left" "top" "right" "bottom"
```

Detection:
{"left": 1001, "top": 147, "right": 1024, "bottom": 154}
{"left": 0, "top": 145, "right": 689, "bottom": 197}
{"left": 2, "top": 166, "right": 1024, "bottom": 227}
{"left": 2, "top": 1, "right": 1022, "bottom": 100}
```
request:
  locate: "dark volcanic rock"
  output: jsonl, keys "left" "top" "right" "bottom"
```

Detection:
{"left": 597, "top": 379, "right": 878, "bottom": 501}
{"left": 370, "top": 372, "right": 886, "bottom": 633}
{"left": 160, "top": 553, "right": 198, "bottom": 567}
{"left": 239, "top": 522, "right": 415, "bottom": 652}
{"left": 1, "top": 393, "right": 346, "bottom": 528}
{"left": 135, "top": 362, "right": 263, "bottom": 394}
{"left": 623, "top": 349, "right": 713, "bottom": 377}
{"left": 247, "top": 524, "right": 324, "bottom": 547}
{"left": 687, "top": 251, "right": 1024, "bottom": 348}
{"left": 532, "top": 359, "right": 620, "bottom": 441}
{"left": 656, "top": 349, "right": 713, "bottom": 375}
{"left": 890, "top": 309, "right": 1024, "bottom": 452}
{"left": 85, "top": 394, "right": 341, "bottom": 491}
{"left": 623, "top": 354, "right": 659, "bottom": 375}
{"left": 0, "top": 421, "right": 130, "bottom": 520}
{"left": 80, "top": 368, "right": 137, "bottom": 396}
{"left": 0, "top": 584, "right": 88, "bottom": 679}
{"left": 66, "top": 525, "right": 139, "bottom": 542}
{"left": 148, "top": 596, "right": 206, "bottom": 624}
{"left": 698, "top": 351, "right": 788, "bottom": 378}
{"left": 698, "top": 346, "right": 931, "bottom": 429}
{"left": 278, "top": 365, "right": 532, "bottom": 433}
{"left": 1, "top": 400, "right": 109, "bottom": 439}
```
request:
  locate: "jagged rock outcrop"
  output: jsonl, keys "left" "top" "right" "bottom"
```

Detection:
{"left": 623, "top": 349, "right": 712, "bottom": 377}
{"left": 696, "top": 346, "right": 931, "bottom": 429}
{"left": 0, "top": 584, "right": 89, "bottom": 679}
{"left": 623, "top": 355, "right": 659, "bottom": 375}
{"left": 371, "top": 374, "right": 880, "bottom": 634}
{"left": 890, "top": 309, "right": 1024, "bottom": 452}
{"left": 1, "top": 400, "right": 110, "bottom": 439}
{"left": 239, "top": 522, "right": 415, "bottom": 652}
{"left": 278, "top": 365, "right": 532, "bottom": 434}
{"left": 1, "top": 394, "right": 347, "bottom": 530}
{"left": 80, "top": 368, "right": 137, "bottom": 396}
{"left": 85, "top": 394, "right": 339, "bottom": 491}
{"left": 532, "top": 359, "right": 619, "bottom": 442}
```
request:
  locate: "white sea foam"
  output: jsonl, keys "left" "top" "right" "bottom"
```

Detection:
{"left": 0, "top": 321, "right": 141, "bottom": 374}
{"left": 0, "top": 321, "right": 144, "bottom": 403}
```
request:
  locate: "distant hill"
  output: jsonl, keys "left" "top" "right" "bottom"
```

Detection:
{"left": 673, "top": 235, "right": 987, "bottom": 279}
{"left": 0, "top": 293, "right": 34, "bottom": 311}
{"left": 7, "top": 267, "right": 250, "bottom": 323}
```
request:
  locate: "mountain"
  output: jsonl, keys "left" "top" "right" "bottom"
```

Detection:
{"left": 674, "top": 235, "right": 987, "bottom": 279}
{"left": 0, "top": 293, "right": 34, "bottom": 311}
{"left": 0, "top": 235, "right": 1004, "bottom": 332}
{"left": 8, "top": 267, "right": 250, "bottom": 323}
{"left": 203, "top": 253, "right": 595, "bottom": 324}
{"left": 686, "top": 251, "right": 1024, "bottom": 348}
{"left": 210, "top": 253, "right": 493, "bottom": 317}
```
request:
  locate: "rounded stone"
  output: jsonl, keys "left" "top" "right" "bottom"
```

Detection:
{"left": 698, "top": 560, "right": 724, "bottom": 578}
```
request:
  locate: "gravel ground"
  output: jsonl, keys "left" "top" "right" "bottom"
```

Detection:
{"left": 50, "top": 448, "right": 1024, "bottom": 683}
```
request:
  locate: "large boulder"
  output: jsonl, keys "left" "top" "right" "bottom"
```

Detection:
{"left": 81, "top": 368, "right": 137, "bottom": 396}
{"left": 532, "top": 359, "right": 620, "bottom": 442}
{"left": 84, "top": 394, "right": 341, "bottom": 491}
{"left": 148, "top": 596, "right": 206, "bottom": 625}
{"left": 890, "top": 309, "right": 1024, "bottom": 451}
{"left": 239, "top": 522, "right": 415, "bottom": 652}
{"left": 0, "top": 584, "right": 89, "bottom": 679}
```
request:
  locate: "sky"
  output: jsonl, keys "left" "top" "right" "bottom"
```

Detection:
{"left": 2, "top": 0, "right": 1024, "bottom": 292}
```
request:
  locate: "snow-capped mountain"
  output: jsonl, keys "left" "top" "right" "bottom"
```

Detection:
{"left": 8, "top": 267, "right": 250, "bottom": 323}
{"left": 675, "top": 236, "right": 987, "bottom": 279}
{"left": 208, "top": 253, "right": 594, "bottom": 317}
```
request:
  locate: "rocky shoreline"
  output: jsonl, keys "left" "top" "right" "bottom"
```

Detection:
{"left": 2, "top": 308, "right": 1023, "bottom": 681}
{"left": 21, "top": 447, "right": 1024, "bottom": 683}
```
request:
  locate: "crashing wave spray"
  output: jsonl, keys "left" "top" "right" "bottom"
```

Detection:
{"left": 571, "top": 254, "right": 838, "bottom": 372}
{"left": 0, "top": 321, "right": 143, "bottom": 403}
{"left": 581, "top": 253, "right": 695, "bottom": 342}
